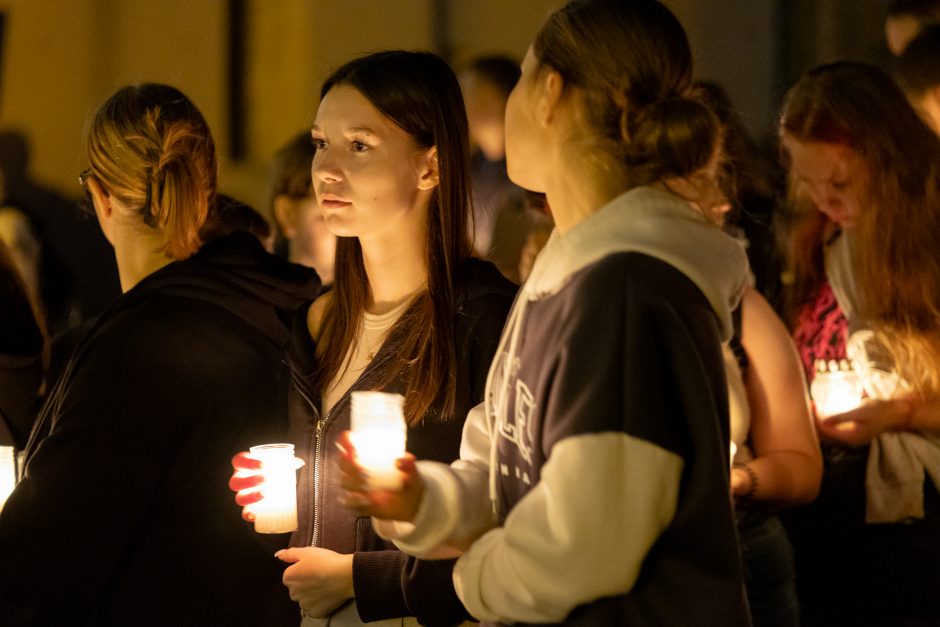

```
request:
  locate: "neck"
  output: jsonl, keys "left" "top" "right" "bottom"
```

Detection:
{"left": 544, "top": 145, "right": 633, "bottom": 234}
{"left": 359, "top": 229, "right": 428, "bottom": 315}
{"left": 112, "top": 225, "right": 174, "bottom": 292}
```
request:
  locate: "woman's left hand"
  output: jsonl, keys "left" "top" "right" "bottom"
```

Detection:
{"left": 816, "top": 397, "right": 915, "bottom": 447}
{"left": 276, "top": 547, "right": 354, "bottom": 618}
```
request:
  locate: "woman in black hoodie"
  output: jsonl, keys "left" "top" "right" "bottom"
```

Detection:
{"left": 0, "top": 83, "right": 320, "bottom": 626}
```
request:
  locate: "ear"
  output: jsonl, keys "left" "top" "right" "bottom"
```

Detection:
{"left": 416, "top": 146, "right": 440, "bottom": 191}
{"left": 87, "top": 177, "right": 115, "bottom": 243}
{"left": 273, "top": 195, "right": 298, "bottom": 239}
{"left": 535, "top": 68, "right": 565, "bottom": 128}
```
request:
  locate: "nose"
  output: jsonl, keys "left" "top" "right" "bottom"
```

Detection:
{"left": 806, "top": 183, "right": 832, "bottom": 212}
{"left": 312, "top": 149, "right": 341, "bottom": 184}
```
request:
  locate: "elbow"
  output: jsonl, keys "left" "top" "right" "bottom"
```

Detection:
{"left": 785, "top": 454, "right": 823, "bottom": 506}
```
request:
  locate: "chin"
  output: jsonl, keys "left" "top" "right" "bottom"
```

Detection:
{"left": 322, "top": 214, "right": 358, "bottom": 239}
{"left": 506, "top": 164, "right": 542, "bottom": 193}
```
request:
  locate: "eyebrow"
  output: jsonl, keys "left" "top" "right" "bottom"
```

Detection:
{"left": 310, "top": 125, "right": 379, "bottom": 137}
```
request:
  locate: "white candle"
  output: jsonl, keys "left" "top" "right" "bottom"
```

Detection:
{"left": 810, "top": 359, "right": 864, "bottom": 418}
{"left": 0, "top": 446, "right": 16, "bottom": 513}
{"left": 247, "top": 443, "right": 302, "bottom": 534}
{"left": 350, "top": 391, "right": 407, "bottom": 490}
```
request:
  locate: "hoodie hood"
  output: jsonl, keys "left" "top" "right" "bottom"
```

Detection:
{"left": 132, "top": 231, "right": 321, "bottom": 348}
{"left": 524, "top": 185, "right": 747, "bottom": 340}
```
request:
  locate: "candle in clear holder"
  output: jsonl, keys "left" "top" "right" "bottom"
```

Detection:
{"left": 350, "top": 391, "right": 407, "bottom": 490}
{"left": 0, "top": 446, "right": 16, "bottom": 513}
{"left": 248, "top": 443, "right": 302, "bottom": 534}
{"left": 810, "top": 359, "right": 864, "bottom": 418}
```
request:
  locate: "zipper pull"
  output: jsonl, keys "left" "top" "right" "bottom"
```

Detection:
{"left": 316, "top": 418, "right": 324, "bottom": 435}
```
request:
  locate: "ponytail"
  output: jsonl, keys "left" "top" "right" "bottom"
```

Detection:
{"left": 86, "top": 84, "right": 218, "bottom": 260}
{"left": 148, "top": 122, "right": 213, "bottom": 259}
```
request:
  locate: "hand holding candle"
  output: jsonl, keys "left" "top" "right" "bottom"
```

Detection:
{"left": 810, "top": 359, "right": 864, "bottom": 419}
{"left": 337, "top": 430, "right": 424, "bottom": 523}
{"left": 235, "top": 444, "right": 304, "bottom": 534}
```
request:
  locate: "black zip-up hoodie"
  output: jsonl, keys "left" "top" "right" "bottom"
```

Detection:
{"left": 0, "top": 232, "right": 320, "bottom": 626}
{"left": 287, "top": 258, "right": 515, "bottom": 626}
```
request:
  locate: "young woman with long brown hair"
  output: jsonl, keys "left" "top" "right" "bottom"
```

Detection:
{"left": 231, "top": 51, "right": 515, "bottom": 626}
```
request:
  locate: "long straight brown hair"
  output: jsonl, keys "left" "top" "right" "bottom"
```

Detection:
{"left": 313, "top": 51, "right": 473, "bottom": 424}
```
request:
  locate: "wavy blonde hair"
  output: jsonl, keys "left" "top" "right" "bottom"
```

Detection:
{"left": 85, "top": 84, "right": 218, "bottom": 260}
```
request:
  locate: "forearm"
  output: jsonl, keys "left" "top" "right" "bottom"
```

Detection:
{"left": 376, "top": 459, "right": 494, "bottom": 557}
{"left": 909, "top": 399, "right": 940, "bottom": 434}
{"left": 734, "top": 450, "right": 821, "bottom": 508}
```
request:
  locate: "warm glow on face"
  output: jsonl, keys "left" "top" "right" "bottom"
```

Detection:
{"left": 310, "top": 85, "right": 431, "bottom": 243}
{"left": 886, "top": 15, "right": 922, "bottom": 56}
{"left": 504, "top": 47, "right": 545, "bottom": 193}
{"left": 783, "top": 135, "right": 867, "bottom": 228}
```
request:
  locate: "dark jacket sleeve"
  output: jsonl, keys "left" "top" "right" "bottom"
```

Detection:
{"left": 355, "top": 551, "right": 471, "bottom": 626}
{"left": 352, "top": 264, "right": 514, "bottom": 625}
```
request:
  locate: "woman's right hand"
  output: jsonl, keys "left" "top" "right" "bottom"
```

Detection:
{"left": 336, "top": 431, "right": 424, "bottom": 523}
{"left": 228, "top": 452, "right": 263, "bottom": 522}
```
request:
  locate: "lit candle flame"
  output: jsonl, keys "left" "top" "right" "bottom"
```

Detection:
{"left": 247, "top": 443, "right": 303, "bottom": 534}
{"left": 0, "top": 446, "right": 16, "bottom": 513}
{"left": 810, "top": 359, "right": 864, "bottom": 418}
{"left": 350, "top": 391, "right": 407, "bottom": 489}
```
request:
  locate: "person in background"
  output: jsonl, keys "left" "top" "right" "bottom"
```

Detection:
{"left": 230, "top": 51, "right": 515, "bottom": 626}
{"left": 779, "top": 61, "right": 940, "bottom": 626}
{"left": 340, "top": 1, "right": 751, "bottom": 625}
{"left": 459, "top": 55, "right": 522, "bottom": 257}
{"left": 694, "top": 83, "right": 821, "bottom": 627}
{"left": 885, "top": 0, "right": 940, "bottom": 55}
{"left": 0, "top": 129, "right": 120, "bottom": 335}
{"left": 459, "top": 54, "right": 549, "bottom": 285}
{"left": 724, "top": 285, "right": 822, "bottom": 627}
{"left": 0, "top": 83, "right": 319, "bottom": 626}
{"left": 0, "top": 238, "right": 46, "bottom": 452}
{"left": 698, "top": 81, "right": 787, "bottom": 311}
{"left": 206, "top": 194, "right": 276, "bottom": 252}
{"left": 268, "top": 131, "right": 336, "bottom": 286}
{"left": 516, "top": 192, "right": 553, "bottom": 283}
{"left": 896, "top": 24, "right": 940, "bottom": 134}
{"left": 0, "top": 206, "right": 43, "bottom": 310}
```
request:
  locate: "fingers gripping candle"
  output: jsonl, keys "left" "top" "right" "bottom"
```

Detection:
{"left": 810, "top": 359, "right": 864, "bottom": 418}
{"left": 350, "top": 391, "right": 407, "bottom": 489}
{"left": 248, "top": 443, "right": 303, "bottom": 534}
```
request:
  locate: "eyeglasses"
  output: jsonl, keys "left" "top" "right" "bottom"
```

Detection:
{"left": 78, "top": 168, "right": 95, "bottom": 214}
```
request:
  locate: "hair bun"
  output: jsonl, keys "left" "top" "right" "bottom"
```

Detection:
{"left": 623, "top": 94, "right": 720, "bottom": 181}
